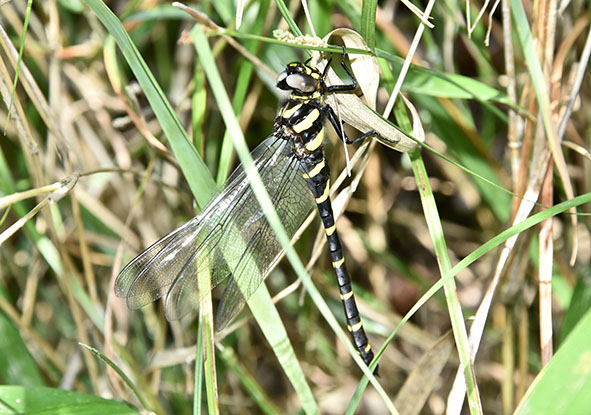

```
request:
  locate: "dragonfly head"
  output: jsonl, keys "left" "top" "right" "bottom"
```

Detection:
{"left": 276, "top": 62, "right": 323, "bottom": 96}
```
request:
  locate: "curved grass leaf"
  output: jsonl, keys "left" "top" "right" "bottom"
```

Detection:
{"left": 558, "top": 272, "right": 591, "bottom": 344}
{"left": 79, "top": 343, "right": 151, "bottom": 411}
{"left": 360, "top": 0, "right": 377, "bottom": 50}
{"left": 0, "top": 385, "right": 139, "bottom": 415}
{"left": 0, "top": 312, "right": 43, "bottom": 387}
{"left": 515, "top": 309, "right": 591, "bottom": 414}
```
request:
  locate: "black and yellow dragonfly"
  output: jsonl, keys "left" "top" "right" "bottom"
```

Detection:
{"left": 115, "top": 52, "right": 396, "bottom": 368}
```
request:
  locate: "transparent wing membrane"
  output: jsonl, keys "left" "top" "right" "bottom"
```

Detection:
{"left": 116, "top": 135, "right": 315, "bottom": 326}
{"left": 214, "top": 158, "right": 309, "bottom": 329}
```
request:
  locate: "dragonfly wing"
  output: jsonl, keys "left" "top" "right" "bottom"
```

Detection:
{"left": 116, "top": 135, "right": 286, "bottom": 314}
{"left": 165, "top": 136, "right": 315, "bottom": 326}
{"left": 214, "top": 153, "right": 314, "bottom": 330}
{"left": 115, "top": 216, "right": 207, "bottom": 309}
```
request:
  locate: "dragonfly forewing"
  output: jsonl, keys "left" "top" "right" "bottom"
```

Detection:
{"left": 164, "top": 137, "right": 315, "bottom": 325}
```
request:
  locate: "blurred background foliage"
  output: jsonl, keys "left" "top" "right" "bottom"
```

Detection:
{"left": 0, "top": 0, "right": 590, "bottom": 414}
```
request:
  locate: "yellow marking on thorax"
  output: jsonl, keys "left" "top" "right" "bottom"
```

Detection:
{"left": 290, "top": 91, "right": 321, "bottom": 101}
{"left": 302, "top": 158, "right": 325, "bottom": 179}
{"left": 315, "top": 179, "right": 330, "bottom": 204}
{"left": 293, "top": 108, "right": 320, "bottom": 133}
{"left": 281, "top": 103, "right": 302, "bottom": 119}
{"left": 305, "top": 128, "right": 324, "bottom": 151}
{"left": 332, "top": 257, "right": 344, "bottom": 269}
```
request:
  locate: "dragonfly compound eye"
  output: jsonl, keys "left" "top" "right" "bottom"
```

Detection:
{"left": 286, "top": 73, "right": 316, "bottom": 93}
{"left": 276, "top": 70, "right": 316, "bottom": 93}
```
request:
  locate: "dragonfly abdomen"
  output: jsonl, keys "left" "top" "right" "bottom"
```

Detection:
{"left": 307, "top": 172, "right": 376, "bottom": 367}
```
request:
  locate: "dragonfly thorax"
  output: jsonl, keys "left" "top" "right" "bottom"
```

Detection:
{"left": 273, "top": 97, "right": 327, "bottom": 159}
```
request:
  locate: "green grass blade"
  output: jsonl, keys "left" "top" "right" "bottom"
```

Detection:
{"left": 360, "top": 0, "right": 377, "bottom": 50}
{"left": 274, "top": 0, "right": 303, "bottom": 36}
{"left": 198, "top": 269, "right": 218, "bottom": 415}
{"left": 192, "top": 67, "right": 207, "bottom": 156}
{"left": 0, "top": 385, "right": 140, "bottom": 414}
{"left": 0, "top": 311, "right": 43, "bottom": 386}
{"left": 193, "top": 315, "right": 204, "bottom": 415}
{"left": 79, "top": 343, "right": 152, "bottom": 412}
{"left": 514, "top": 309, "right": 591, "bottom": 414}
{"left": 409, "top": 148, "right": 482, "bottom": 414}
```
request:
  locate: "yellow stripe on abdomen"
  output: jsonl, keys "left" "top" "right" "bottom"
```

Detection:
{"left": 315, "top": 179, "right": 330, "bottom": 204}
{"left": 332, "top": 257, "right": 344, "bottom": 269}
{"left": 302, "top": 158, "right": 325, "bottom": 179}
{"left": 325, "top": 223, "right": 336, "bottom": 236}
{"left": 340, "top": 290, "right": 353, "bottom": 300}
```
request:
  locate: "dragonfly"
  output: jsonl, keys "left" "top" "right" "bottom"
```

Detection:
{"left": 115, "top": 51, "right": 397, "bottom": 368}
